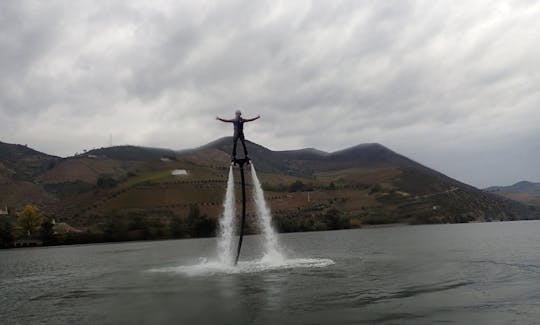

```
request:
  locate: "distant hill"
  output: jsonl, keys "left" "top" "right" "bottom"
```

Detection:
{"left": 485, "top": 181, "right": 540, "bottom": 207}
{"left": 0, "top": 142, "right": 60, "bottom": 208}
{"left": 0, "top": 141, "right": 60, "bottom": 180}
{"left": 0, "top": 138, "right": 538, "bottom": 236}
{"left": 86, "top": 146, "right": 177, "bottom": 162}
{"left": 176, "top": 138, "right": 537, "bottom": 224}
{"left": 184, "top": 137, "right": 469, "bottom": 185}
{"left": 486, "top": 181, "right": 540, "bottom": 195}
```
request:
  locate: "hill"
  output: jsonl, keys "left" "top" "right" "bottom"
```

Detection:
{"left": 0, "top": 141, "right": 60, "bottom": 180}
{"left": 485, "top": 181, "right": 540, "bottom": 207}
{"left": 178, "top": 138, "right": 536, "bottom": 225}
{"left": 0, "top": 142, "right": 60, "bottom": 208}
{"left": 1, "top": 138, "right": 539, "bottom": 245}
{"left": 86, "top": 146, "right": 177, "bottom": 162}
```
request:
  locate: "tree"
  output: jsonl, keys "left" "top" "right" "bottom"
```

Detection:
{"left": 323, "top": 208, "right": 349, "bottom": 230}
{"left": 187, "top": 204, "right": 200, "bottom": 224}
{"left": 129, "top": 216, "right": 150, "bottom": 236}
{"left": 289, "top": 180, "right": 305, "bottom": 192}
{"left": 192, "top": 214, "right": 216, "bottom": 237}
{"left": 187, "top": 205, "right": 216, "bottom": 237}
{"left": 97, "top": 175, "right": 118, "bottom": 189}
{"left": 17, "top": 205, "right": 44, "bottom": 238}
{"left": 170, "top": 216, "right": 186, "bottom": 238}
{"left": 0, "top": 220, "right": 14, "bottom": 248}
{"left": 40, "top": 218, "right": 56, "bottom": 245}
{"left": 102, "top": 217, "right": 128, "bottom": 242}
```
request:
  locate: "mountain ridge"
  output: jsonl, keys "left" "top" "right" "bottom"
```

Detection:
{"left": 485, "top": 181, "right": 540, "bottom": 207}
{"left": 0, "top": 138, "right": 538, "bottom": 235}
{"left": 486, "top": 181, "right": 540, "bottom": 194}
{"left": 0, "top": 141, "right": 60, "bottom": 180}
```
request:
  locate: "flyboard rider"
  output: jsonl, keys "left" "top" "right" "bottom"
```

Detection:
{"left": 216, "top": 110, "right": 260, "bottom": 162}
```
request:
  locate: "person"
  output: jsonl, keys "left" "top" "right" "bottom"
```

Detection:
{"left": 216, "top": 110, "right": 260, "bottom": 161}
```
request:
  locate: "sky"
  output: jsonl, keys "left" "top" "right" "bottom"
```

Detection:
{"left": 0, "top": 0, "right": 539, "bottom": 188}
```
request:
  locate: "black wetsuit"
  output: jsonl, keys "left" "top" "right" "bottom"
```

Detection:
{"left": 233, "top": 117, "right": 248, "bottom": 158}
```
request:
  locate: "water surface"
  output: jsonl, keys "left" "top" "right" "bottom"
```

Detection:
{"left": 2, "top": 221, "right": 540, "bottom": 324}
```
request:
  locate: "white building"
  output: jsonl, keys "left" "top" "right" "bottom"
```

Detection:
{"left": 171, "top": 169, "right": 188, "bottom": 176}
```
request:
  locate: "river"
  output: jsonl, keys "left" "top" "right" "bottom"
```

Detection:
{"left": 1, "top": 221, "right": 540, "bottom": 324}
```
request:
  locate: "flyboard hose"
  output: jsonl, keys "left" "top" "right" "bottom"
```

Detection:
{"left": 234, "top": 158, "right": 249, "bottom": 265}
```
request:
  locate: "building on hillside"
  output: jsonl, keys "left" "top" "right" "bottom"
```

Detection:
{"left": 0, "top": 206, "right": 8, "bottom": 216}
{"left": 171, "top": 169, "right": 188, "bottom": 176}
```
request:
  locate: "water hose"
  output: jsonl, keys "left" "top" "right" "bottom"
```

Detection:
{"left": 233, "top": 158, "right": 249, "bottom": 265}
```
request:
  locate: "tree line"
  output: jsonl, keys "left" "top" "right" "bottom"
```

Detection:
{"left": 0, "top": 204, "right": 217, "bottom": 248}
{"left": 0, "top": 201, "right": 357, "bottom": 249}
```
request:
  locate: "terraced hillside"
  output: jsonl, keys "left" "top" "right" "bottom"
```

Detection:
{"left": 1, "top": 139, "right": 538, "bottom": 237}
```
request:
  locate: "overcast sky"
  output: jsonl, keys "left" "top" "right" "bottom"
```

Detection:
{"left": 1, "top": 1, "right": 539, "bottom": 188}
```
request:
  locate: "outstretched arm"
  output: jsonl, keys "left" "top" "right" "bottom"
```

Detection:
{"left": 243, "top": 115, "right": 261, "bottom": 122}
{"left": 216, "top": 116, "right": 234, "bottom": 122}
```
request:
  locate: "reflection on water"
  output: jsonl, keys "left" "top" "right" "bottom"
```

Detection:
{"left": 2, "top": 221, "right": 540, "bottom": 324}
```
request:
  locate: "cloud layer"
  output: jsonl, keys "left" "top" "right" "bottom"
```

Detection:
{"left": 1, "top": 0, "right": 539, "bottom": 187}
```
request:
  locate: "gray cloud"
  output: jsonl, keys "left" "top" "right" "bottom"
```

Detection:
{"left": 0, "top": 0, "right": 539, "bottom": 188}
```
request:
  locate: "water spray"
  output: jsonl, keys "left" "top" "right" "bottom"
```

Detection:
{"left": 215, "top": 113, "right": 282, "bottom": 266}
{"left": 232, "top": 158, "right": 250, "bottom": 265}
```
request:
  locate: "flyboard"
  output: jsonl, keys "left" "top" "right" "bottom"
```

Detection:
{"left": 232, "top": 157, "right": 250, "bottom": 265}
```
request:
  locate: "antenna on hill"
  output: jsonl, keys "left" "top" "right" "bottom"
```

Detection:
{"left": 109, "top": 134, "right": 113, "bottom": 147}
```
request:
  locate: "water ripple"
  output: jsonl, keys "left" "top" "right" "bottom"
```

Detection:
{"left": 470, "top": 259, "right": 540, "bottom": 274}
{"left": 348, "top": 280, "right": 474, "bottom": 307}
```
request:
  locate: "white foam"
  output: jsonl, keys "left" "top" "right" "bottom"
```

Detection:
{"left": 148, "top": 257, "right": 335, "bottom": 277}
